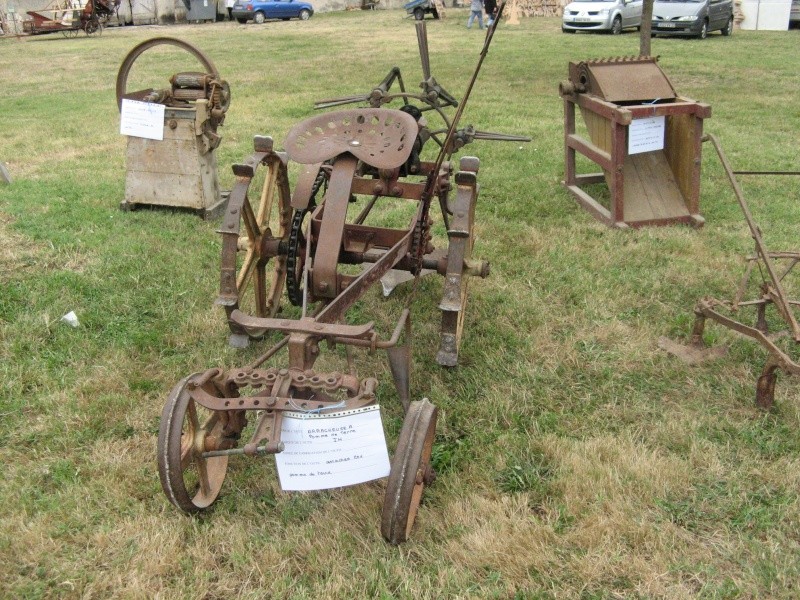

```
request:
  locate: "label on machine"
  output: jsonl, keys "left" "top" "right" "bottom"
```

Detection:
{"left": 275, "top": 405, "right": 391, "bottom": 491}
{"left": 120, "top": 99, "right": 165, "bottom": 141}
{"left": 628, "top": 115, "right": 666, "bottom": 155}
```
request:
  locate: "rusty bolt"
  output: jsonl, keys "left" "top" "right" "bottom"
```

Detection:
{"left": 168, "top": 120, "right": 178, "bottom": 130}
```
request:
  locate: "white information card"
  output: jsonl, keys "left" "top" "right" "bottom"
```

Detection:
{"left": 120, "top": 99, "right": 165, "bottom": 141}
{"left": 628, "top": 115, "right": 665, "bottom": 155}
{"left": 275, "top": 405, "right": 391, "bottom": 491}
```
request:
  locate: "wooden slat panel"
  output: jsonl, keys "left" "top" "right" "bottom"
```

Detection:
{"left": 622, "top": 151, "right": 689, "bottom": 223}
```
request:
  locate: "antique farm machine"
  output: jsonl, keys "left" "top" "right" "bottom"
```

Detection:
{"left": 661, "top": 135, "right": 800, "bottom": 409}
{"left": 157, "top": 10, "right": 527, "bottom": 543}
{"left": 23, "top": 0, "right": 119, "bottom": 37}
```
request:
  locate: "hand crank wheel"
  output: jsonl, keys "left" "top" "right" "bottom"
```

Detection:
{"left": 157, "top": 374, "right": 230, "bottom": 512}
{"left": 218, "top": 151, "right": 292, "bottom": 340}
{"left": 116, "top": 37, "right": 221, "bottom": 110}
{"left": 381, "top": 399, "right": 438, "bottom": 544}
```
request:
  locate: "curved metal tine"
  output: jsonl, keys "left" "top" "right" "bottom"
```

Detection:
{"left": 416, "top": 21, "right": 431, "bottom": 82}
{"left": 472, "top": 130, "right": 533, "bottom": 142}
{"left": 313, "top": 95, "right": 370, "bottom": 110}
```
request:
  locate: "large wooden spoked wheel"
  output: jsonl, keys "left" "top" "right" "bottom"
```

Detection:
{"left": 157, "top": 375, "right": 229, "bottom": 512}
{"left": 436, "top": 158, "right": 481, "bottom": 367}
{"left": 381, "top": 399, "right": 438, "bottom": 545}
{"left": 218, "top": 152, "right": 292, "bottom": 340}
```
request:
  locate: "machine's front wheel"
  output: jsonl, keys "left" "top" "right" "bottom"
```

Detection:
{"left": 381, "top": 399, "right": 438, "bottom": 545}
{"left": 157, "top": 375, "right": 230, "bottom": 512}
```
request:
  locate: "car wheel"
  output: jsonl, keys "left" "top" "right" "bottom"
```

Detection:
{"left": 611, "top": 15, "right": 622, "bottom": 35}
{"left": 721, "top": 15, "right": 733, "bottom": 36}
{"left": 432, "top": 8, "right": 439, "bottom": 18}
{"left": 697, "top": 19, "right": 707, "bottom": 39}
{"left": 253, "top": 10, "right": 265, "bottom": 24}
{"left": 299, "top": 8, "right": 311, "bottom": 20}
{"left": 413, "top": 7, "right": 424, "bottom": 20}
{"left": 236, "top": 17, "right": 247, "bottom": 23}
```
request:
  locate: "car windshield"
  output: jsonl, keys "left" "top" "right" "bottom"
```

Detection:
{"left": 656, "top": 0, "right": 703, "bottom": 3}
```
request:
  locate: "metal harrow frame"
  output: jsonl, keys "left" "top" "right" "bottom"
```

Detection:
{"left": 662, "top": 134, "right": 800, "bottom": 409}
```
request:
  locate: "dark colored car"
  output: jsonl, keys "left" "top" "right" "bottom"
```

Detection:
{"left": 404, "top": 0, "right": 440, "bottom": 20}
{"left": 652, "top": 0, "right": 734, "bottom": 38}
{"left": 231, "top": 0, "right": 313, "bottom": 24}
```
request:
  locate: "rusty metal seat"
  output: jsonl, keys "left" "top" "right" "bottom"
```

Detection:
{"left": 285, "top": 108, "right": 418, "bottom": 170}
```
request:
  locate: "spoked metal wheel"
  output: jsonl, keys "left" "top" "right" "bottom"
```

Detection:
{"left": 381, "top": 399, "right": 438, "bottom": 545}
{"left": 436, "top": 158, "right": 486, "bottom": 367}
{"left": 157, "top": 375, "right": 230, "bottom": 512}
{"left": 218, "top": 151, "right": 292, "bottom": 341}
{"left": 84, "top": 18, "right": 103, "bottom": 35}
{"left": 61, "top": 28, "right": 79, "bottom": 38}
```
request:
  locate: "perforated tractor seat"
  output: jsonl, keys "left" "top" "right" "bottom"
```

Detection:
{"left": 285, "top": 108, "right": 419, "bottom": 170}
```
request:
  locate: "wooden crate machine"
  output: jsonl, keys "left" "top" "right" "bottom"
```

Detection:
{"left": 559, "top": 56, "right": 711, "bottom": 228}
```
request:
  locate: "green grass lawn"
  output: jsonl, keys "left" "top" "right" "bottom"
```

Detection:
{"left": 1, "top": 11, "right": 799, "bottom": 599}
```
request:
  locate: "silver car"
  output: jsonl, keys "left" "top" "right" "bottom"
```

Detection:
{"left": 562, "top": 0, "right": 644, "bottom": 34}
{"left": 652, "top": 0, "right": 734, "bottom": 38}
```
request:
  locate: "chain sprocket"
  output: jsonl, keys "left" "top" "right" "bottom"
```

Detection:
{"left": 286, "top": 166, "right": 328, "bottom": 306}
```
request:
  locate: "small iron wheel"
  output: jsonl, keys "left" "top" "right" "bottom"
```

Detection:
{"left": 84, "top": 18, "right": 103, "bottom": 35}
{"left": 218, "top": 152, "right": 292, "bottom": 339}
{"left": 381, "top": 399, "right": 438, "bottom": 545}
{"left": 157, "top": 375, "right": 230, "bottom": 512}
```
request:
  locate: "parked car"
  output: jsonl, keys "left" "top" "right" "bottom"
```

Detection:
{"left": 231, "top": 0, "right": 313, "bottom": 24}
{"left": 404, "top": 0, "right": 440, "bottom": 20}
{"left": 562, "top": 0, "right": 643, "bottom": 34}
{"left": 651, "top": 0, "right": 734, "bottom": 38}
{"left": 791, "top": 0, "right": 800, "bottom": 26}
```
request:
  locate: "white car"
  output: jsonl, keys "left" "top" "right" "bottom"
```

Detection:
{"left": 562, "top": 0, "right": 644, "bottom": 34}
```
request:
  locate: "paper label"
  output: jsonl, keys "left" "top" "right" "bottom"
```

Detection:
{"left": 120, "top": 99, "right": 165, "bottom": 141}
{"left": 275, "top": 405, "right": 391, "bottom": 491}
{"left": 628, "top": 115, "right": 665, "bottom": 155}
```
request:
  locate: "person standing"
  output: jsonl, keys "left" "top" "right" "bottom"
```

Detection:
{"left": 226, "top": 0, "right": 235, "bottom": 20}
{"left": 466, "top": 0, "right": 484, "bottom": 28}
{"left": 484, "top": 0, "right": 497, "bottom": 25}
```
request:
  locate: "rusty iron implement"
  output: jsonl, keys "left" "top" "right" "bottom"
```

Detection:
{"left": 661, "top": 134, "right": 800, "bottom": 409}
{"left": 157, "top": 6, "right": 526, "bottom": 545}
